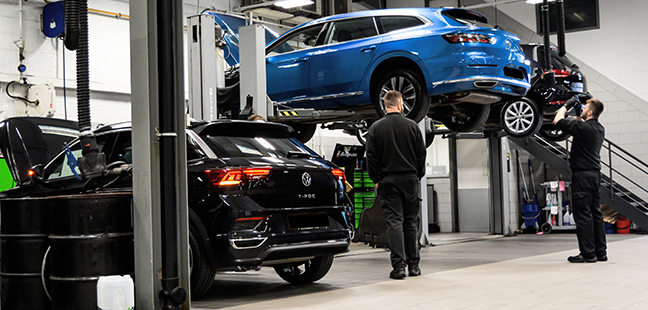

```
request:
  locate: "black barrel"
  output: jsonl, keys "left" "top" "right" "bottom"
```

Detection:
{"left": 0, "top": 197, "right": 52, "bottom": 310}
{"left": 48, "top": 192, "right": 134, "bottom": 310}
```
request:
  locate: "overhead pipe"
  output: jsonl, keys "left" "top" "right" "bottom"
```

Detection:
{"left": 556, "top": 0, "right": 566, "bottom": 57}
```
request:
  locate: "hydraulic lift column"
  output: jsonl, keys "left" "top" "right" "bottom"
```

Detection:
{"left": 239, "top": 23, "right": 271, "bottom": 119}
{"left": 188, "top": 14, "right": 225, "bottom": 121}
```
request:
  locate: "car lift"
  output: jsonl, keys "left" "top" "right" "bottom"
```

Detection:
{"left": 188, "top": 15, "right": 432, "bottom": 245}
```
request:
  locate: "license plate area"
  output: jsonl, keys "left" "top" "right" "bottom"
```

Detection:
{"left": 287, "top": 213, "right": 330, "bottom": 230}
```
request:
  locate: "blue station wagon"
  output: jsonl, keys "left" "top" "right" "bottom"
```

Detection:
{"left": 211, "top": 7, "right": 531, "bottom": 136}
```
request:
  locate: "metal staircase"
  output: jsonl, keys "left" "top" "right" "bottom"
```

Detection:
{"left": 510, "top": 135, "right": 648, "bottom": 230}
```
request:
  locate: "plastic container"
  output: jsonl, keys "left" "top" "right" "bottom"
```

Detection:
{"left": 605, "top": 222, "right": 616, "bottom": 234}
{"left": 97, "top": 275, "right": 135, "bottom": 310}
{"left": 617, "top": 217, "right": 631, "bottom": 234}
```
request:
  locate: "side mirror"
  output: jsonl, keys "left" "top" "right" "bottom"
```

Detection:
{"left": 28, "top": 164, "right": 44, "bottom": 183}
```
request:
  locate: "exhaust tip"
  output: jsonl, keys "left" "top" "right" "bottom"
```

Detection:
{"left": 474, "top": 81, "right": 498, "bottom": 88}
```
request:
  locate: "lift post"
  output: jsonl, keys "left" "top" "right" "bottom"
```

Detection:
{"left": 187, "top": 14, "right": 225, "bottom": 121}
{"left": 239, "top": 24, "right": 270, "bottom": 119}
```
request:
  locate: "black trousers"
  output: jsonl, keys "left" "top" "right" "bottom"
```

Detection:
{"left": 571, "top": 170, "right": 607, "bottom": 258}
{"left": 377, "top": 175, "right": 421, "bottom": 268}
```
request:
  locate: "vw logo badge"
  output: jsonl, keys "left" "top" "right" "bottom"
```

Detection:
{"left": 302, "top": 172, "right": 312, "bottom": 187}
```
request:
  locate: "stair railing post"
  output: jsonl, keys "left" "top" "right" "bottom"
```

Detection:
{"left": 609, "top": 141, "right": 614, "bottom": 200}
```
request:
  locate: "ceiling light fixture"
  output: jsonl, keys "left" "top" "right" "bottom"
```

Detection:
{"left": 274, "top": 0, "right": 314, "bottom": 9}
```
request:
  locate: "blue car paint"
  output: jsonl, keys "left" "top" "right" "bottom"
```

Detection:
{"left": 210, "top": 7, "right": 531, "bottom": 111}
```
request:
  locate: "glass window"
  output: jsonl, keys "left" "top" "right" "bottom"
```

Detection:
{"left": 326, "top": 17, "right": 378, "bottom": 44}
{"left": 201, "top": 135, "right": 319, "bottom": 159}
{"left": 43, "top": 136, "right": 107, "bottom": 181}
{"left": 377, "top": 16, "right": 424, "bottom": 34}
{"left": 267, "top": 25, "right": 325, "bottom": 56}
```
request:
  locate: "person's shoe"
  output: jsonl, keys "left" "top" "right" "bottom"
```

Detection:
{"left": 389, "top": 264, "right": 406, "bottom": 279}
{"left": 567, "top": 254, "right": 597, "bottom": 263}
{"left": 408, "top": 264, "right": 421, "bottom": 277}
{"left": 597, "top": 254, "right": 608, "bottom": 262}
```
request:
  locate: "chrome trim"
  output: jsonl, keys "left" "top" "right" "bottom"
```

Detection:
{"left": 229, "top": 236, "right": 268, "bottom": 249}
{"left": 48, "top": 232, "right": 134, "bottom": 239}
{"left": 432, "top": 76, "right": 530, "bottom": 88}
{"left": 278, "top": 91, "right": 363, "bottom": 104}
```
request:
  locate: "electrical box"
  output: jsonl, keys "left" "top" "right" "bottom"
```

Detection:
{"left": 14, "top": 83, "right": 56, "bottom": 117}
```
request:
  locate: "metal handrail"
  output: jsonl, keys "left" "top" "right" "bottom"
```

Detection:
{"left": 562, "top": 136, "right": 648, "bottom": 203}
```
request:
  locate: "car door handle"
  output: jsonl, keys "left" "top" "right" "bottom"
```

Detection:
{"left": 294, "top": 57, "right": 310, "bottom": 63}
{"left": 361, "top": 46, "right": 376, "bottom": 53}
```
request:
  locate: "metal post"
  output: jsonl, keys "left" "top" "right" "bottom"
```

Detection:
{"left": 130, "top": 0, "right": 190, "bottom": 309}
{"left": 129, "top": 0, "right": 162, "bottom": 308}
{"left": 187, "top": 14, "right": 224, "bottom": 121}
{"left": 239, "top": 24, "right": 268, "bottom": 119}
{"left": 449, "top": 134, "right": 459, "bottom": 232}
{"left": 418, "top": 120, "right": 429, "bottom": 246}
{"left": 487, "top": 133, "right": 505, "bottom": 235}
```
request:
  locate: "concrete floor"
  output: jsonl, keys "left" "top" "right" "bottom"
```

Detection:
{"left": 191, "top": 232, "right": 648, "bottom": 309}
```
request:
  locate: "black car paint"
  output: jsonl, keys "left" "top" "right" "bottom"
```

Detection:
{"left": 0, "top": 118, "right": 353, "bottom": 282}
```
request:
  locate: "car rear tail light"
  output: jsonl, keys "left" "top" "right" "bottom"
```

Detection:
{"left": 232, "top": 216, "right": 267, "bottom": 230}
{"left": 331, "top": 168, "right": 346, "bottom": 184}
{"left": 552, "top": 69, "right": 570, "bottom": 78}
{"left": 204, "top": 167, "right": 272, "bottom": 187}
{"left": 443, "top": 33, "right": 492, "bottom": 44}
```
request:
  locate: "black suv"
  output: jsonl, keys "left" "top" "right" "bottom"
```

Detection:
{"left": 0, "top": 117, "right": 353, "bottom": 298}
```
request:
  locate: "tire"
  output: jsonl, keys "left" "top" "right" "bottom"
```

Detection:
{"left": 439, "top": 103, "right": 491, "bottom": 132}
{"left": 539, "top": 124, "right": 570, "bottom": 141}
{"left": 273, "top": 255, "right": 334, "bottom": 285}
{"left": 373, "top": 69, "right": 430, "bottom": 123}
{"left": 541, "top": 222, "right": 553, "bottom": 234}
{"left": 189, "top": 226, "right": 216, "bottom": 299}
{"left": 500, "top": 98, "right": 542, "bottom": 138}
{"left": 287, "top": 123, "right": 317, "bottom": 143}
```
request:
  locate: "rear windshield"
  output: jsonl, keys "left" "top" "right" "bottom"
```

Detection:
{"left": 200, "top": 135, "right": 320, "bottom": 159}
{"left": 441, "top": 9, "right": 488, "bottom": 26}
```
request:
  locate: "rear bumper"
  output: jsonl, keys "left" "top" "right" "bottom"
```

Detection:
{"left": 211, "top": 204, "right": 354, "bottom": 267}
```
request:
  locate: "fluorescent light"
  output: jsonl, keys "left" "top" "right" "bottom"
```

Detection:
{"left": 250, "top": 7, "right": 294, "bottom": 20}
{"left": 526, "top": 0, "right": 556, "bottom": 4}
{"left": 274, "top": 0, "right": 314, "bottom": 9}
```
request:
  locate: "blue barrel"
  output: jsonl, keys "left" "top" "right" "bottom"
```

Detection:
{"left": 0, "top": 197, "right": 52, "bottom": 309}
{"left": 48, "top": 192, "right": 134, "bottom": 310}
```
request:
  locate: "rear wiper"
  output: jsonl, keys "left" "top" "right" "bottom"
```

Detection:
{"left": 286, "top": 151, "right": 315, "bottom": 159}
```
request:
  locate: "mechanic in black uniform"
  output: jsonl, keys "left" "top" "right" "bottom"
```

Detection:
{"left": 366, "top": 90, "right": 426, "bottom": 279}
{"left": 554, "top": 97, "right": 607, "bottom": 263}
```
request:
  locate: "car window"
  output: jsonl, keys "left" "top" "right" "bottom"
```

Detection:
{"left": 200, "top": 135, "right": 319, "bottom": 159}
{"left": 377, "top": 16, "right": 424, "bottom": 34}
{"left": 267, "top": 24, "right": 325, "bottom": 56}
{"left": 325, "top": 17, "right": 378, "bottom": 44}
{"left": 43, "top": 136, "right": 107, "bottom": 181}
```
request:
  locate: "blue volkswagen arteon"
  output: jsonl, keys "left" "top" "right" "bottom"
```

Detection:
{"left": 210, "top": 7, "right": 531, "bottom": 136}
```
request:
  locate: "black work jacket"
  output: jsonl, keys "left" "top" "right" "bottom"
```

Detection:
{"left": 556, "top": 118, "right": 605, "bottom": 171}
{"left": 365, "top": 113, "right": 426, "bottom": 183}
